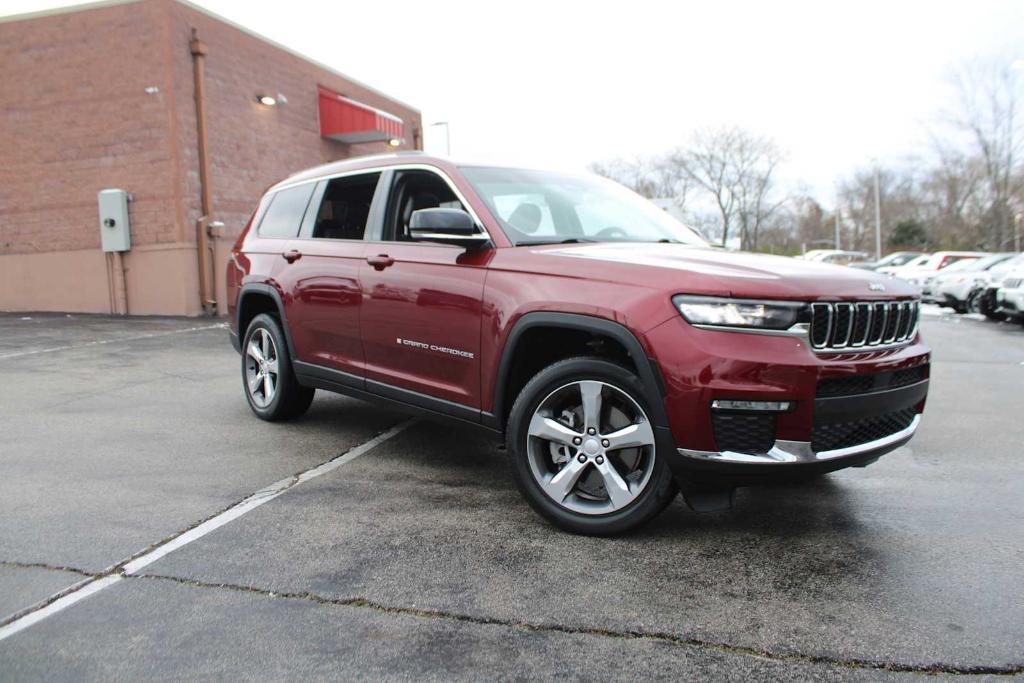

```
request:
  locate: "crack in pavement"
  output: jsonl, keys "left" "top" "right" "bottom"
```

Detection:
{"left": 0, "top": 561, "right": 96, "bottom": 578}
{"left": 131, "top": 573, "right": 1023, "bottom": 677}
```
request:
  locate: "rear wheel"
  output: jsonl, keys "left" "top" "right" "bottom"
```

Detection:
{"left": 242, "top": 313, "right": 314, "bottom": 421}
{"left": 507, "top": 357, "right": 677, "bottom": 535}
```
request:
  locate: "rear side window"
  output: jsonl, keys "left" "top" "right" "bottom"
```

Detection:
{"left": 309, "top": 172, "right": 381, "bottom": 240}
{"left": 258, "top": 184, "right": 315, "bottom": 238}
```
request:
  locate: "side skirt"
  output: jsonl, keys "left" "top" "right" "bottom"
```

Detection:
{"left": 293, "top": 361, "right": 501, "bottom": 438}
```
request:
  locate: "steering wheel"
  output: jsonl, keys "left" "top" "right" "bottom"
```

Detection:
{"left": 594, "top": 226, "right": 628, "bottom": 240}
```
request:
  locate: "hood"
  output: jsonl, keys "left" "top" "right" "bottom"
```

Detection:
{"left": 532, "top": 243, "right": 917, "bottom": 300}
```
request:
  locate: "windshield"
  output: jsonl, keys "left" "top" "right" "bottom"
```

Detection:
{"left": 997, "top": 254, "right": 1024, "bottom": 271}
{"left": 879, "top": 252, "right": 921, "bottom": 267}
{"left": 901, "top": 255, "right": 930, "bottom": 269}
{"left": 460, "top": 166, "right": 707, "bottom": 247}
{"left": 939, "top": 259, "right": 974, "bottom": 273}
{"left": 967, "top": 254, "right": 1012, "bottom": 271}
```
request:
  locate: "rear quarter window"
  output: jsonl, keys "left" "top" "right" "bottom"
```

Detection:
{"left": 258, "top": 184, "right": 316, "bottom": 238}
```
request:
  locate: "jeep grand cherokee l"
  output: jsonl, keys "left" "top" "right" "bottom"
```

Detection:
{"left": 227, "top": 153, "right": 930, "bottom": 535}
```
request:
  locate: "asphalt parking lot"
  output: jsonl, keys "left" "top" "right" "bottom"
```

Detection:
{"left": 0, "top": 310, "right": 1022, "bottom": 680}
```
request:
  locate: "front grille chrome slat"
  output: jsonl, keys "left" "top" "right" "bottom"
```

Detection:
{"left": 809, "top": 299, "right": 919, "bottom": 353}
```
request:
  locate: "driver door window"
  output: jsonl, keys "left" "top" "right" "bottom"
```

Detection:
{"left": 384, "top": 170, "right": 467, "bottom": 241}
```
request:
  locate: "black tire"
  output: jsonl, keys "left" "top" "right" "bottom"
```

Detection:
{"left": 978, "top": 290, "right": 1007, "bottom": 321}
{"left": 241, "top": 313, "right": 314, "bottom": 421}
{"left": 966, "top": 289, "right": 983, "bottom": 315}
{"left": 506, "top": 357, "right": 677, "bottom": 535}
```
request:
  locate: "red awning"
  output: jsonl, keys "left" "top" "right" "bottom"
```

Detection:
{"left": 317, "top": 85, "right": 404, "bottom": 143}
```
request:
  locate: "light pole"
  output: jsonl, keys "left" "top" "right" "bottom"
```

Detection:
{"left": 873, "top": 165, "right": 882, "bottom": 260}
{"left": 1015, "top": 212, "right": 1022, "bottom": 252}
{"left": 430, "top": 121, "right": 450, "bottom": 157}
{"left": 834, "top": 190, "right": 841, "bottom": 251}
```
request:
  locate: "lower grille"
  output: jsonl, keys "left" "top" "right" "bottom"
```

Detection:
{"left": 812, "top": 407, "right": 917, "bottom": 452}
{"left": 712, "top": 413, "right": 776, "bottom": 454}
{"left": 816, "top": 364, "right": 928, "bottom": 398}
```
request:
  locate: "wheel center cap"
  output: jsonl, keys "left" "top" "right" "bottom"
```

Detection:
{"left": 583, "top": 439, "right": 601, "bottom": 456}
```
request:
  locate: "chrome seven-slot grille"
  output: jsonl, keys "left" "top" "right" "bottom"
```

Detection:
{"left": 809, "top": 301, "right": 920, "bottom": 351}
{"left": 1003, "top": 278, "right": 1023, "bottom": 289}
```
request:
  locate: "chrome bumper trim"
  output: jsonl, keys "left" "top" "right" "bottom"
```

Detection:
{"left": 677, "top": 414, "right": 921, "bottom": 465}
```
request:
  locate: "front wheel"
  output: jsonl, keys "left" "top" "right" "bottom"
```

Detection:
{"left": 506, "top": 357, "right": 677, "bottom": 535}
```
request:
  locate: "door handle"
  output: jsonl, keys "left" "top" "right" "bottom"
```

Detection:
{"left": 366, "top": 254, "right": 395, "bottom": 271}
{"left": 282, "top": 249, "right": 302, "bottom": 263}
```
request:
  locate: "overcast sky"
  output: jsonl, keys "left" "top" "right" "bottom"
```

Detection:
{"left": 5, "top": 0, "right": 1024, "bottom": 202}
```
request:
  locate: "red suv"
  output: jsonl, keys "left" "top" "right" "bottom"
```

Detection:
{"left": 227, "top": 153, "right": 930, "bottom": 534}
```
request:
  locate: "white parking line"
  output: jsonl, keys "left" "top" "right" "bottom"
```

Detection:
{"left": 0, "top": 324, "right": 227, "bottom": 360}
{"left": 0, "top": 419, "right": 415, "bottom": 642}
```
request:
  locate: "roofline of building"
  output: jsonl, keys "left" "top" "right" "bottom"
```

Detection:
{"left": 0, "top": 0, "right": 421, "bottom": 115}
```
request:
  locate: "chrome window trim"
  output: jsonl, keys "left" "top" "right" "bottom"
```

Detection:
{"left": 267, "top": 163, "right": 494, "bottom": 244}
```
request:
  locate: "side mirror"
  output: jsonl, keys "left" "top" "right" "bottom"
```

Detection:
{"left": 409, "top": 208, "right": 490, "bottom": 249}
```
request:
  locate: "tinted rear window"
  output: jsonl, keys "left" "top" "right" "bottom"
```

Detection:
{"left": 259, "top": 184, "right": 315, "bottom": 238}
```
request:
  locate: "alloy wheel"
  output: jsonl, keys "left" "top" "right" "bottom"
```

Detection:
{"left": 526, "top": 380, "right": 656, "bottom": 515}
{"left": 245, "top": 328, "right": 279, "bottom": 408}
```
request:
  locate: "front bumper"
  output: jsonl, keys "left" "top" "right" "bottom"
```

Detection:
{"left": 644, "top": 315, "right": 930, "bottom": 484}
{"left": 996, "top": 289, "right": 1024, "bottom": 317}
{"left": 936, "top": 282, "right": 971, "bottom": 306}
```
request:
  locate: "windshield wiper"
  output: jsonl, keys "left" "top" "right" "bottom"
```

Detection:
{"left": 516, "top": 237, "right": 596, "bottom": 246}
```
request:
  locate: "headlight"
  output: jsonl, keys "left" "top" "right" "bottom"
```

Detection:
{"left": 673, "top": 295, "right": 803, "bottom": 330}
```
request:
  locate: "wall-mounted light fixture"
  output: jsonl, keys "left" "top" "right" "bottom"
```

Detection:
{"left": 388, "top": 138, "right": 403, "bottom": 147}
{"left": 256, "top": 93, "right": 277, "bottom": 106}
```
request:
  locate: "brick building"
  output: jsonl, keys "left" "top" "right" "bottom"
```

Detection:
{"left": 0, "top": 0, "right": 421, "bottom": 316}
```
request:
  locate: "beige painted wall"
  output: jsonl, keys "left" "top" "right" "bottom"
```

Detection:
{"left": 0, "top": 244, "right": 203, "bottom": 316}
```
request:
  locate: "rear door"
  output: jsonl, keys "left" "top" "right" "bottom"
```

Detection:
{"left": 276, "top": 171, "right": 384, "bottom": 380}
{"left": 358, "top": 168, "right": 491, "bottom": 414}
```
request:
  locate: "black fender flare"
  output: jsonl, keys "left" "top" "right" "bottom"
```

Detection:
{"left": 488, "top": 312, "right": 670, "bottom": 431}
{"left": 236, "top": 283, "right": 298, "bottom": 360}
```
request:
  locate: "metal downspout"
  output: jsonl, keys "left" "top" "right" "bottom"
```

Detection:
{"left": 190, "top": 29, "right": 215, "bottom": 316}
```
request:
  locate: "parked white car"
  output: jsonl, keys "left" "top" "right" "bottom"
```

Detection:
{"left": 885, "top": 251, "right": 987, "bottom": 288}
{"left": 799, "top": 249, "right": 871, "bottom": 265}
{"left": 920, "top": 258, "right": 976, "bottom": 303}
{"left": 973, "top": 254, "right": 1024, "bottom": 320}
{"left": 932, "top": 253, "right": 1016, "bottom": 312}
{"left": 850, "top": 251, "right": 926, "bottom": 271}
{"left": 995, "top": 268, "right": 1024, "bottom": 323}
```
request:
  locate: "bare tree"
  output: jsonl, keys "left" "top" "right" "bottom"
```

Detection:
{"left": 730, "top": 133, "right": 785, "bottom": 250}
{"left": 941, "top": 57, "right": 1023, "bottom": 248}
{"left": 589, "top": 156, "right": 690, "bottom": 207}
{"left": 669, "top": 126, "right": 784, "bottom": 250}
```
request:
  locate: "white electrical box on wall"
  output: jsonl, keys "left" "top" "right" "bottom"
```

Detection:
{"left": 98, "top": 189, "right": 131, "bottom": 252}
